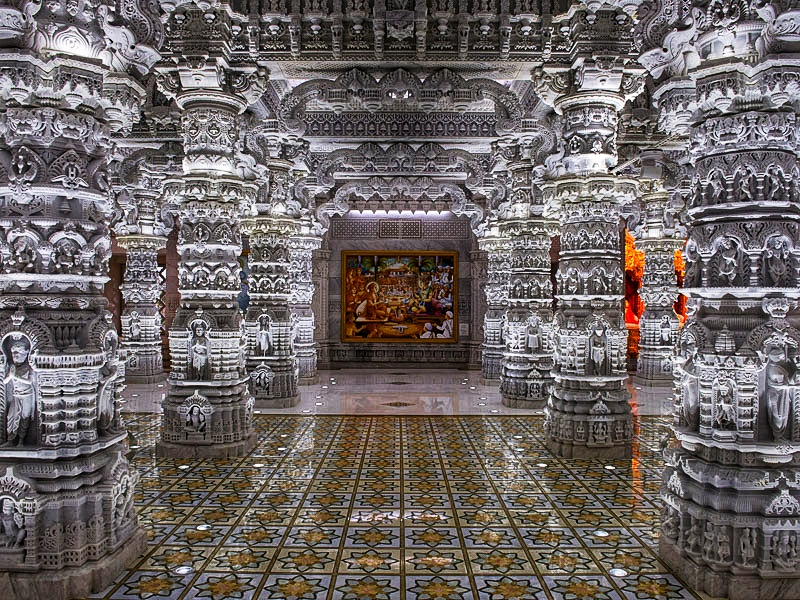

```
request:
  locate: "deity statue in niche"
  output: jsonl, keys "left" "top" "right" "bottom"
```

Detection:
{"left": 97, "top": 330, "right": 120, "bottom": 436}
{"left": 717, "top": 237, "right": 742, "bottom": 286}
{"left": 0, "top": 334, "right": 36, "bottom": 446}
{"left": 257, "top": 314, "right": 273, "bottom": 355}
{"left": 677, "top": 331, "right": 700, "bottom": 429}
{"left": 0, "top": 497, "right": 25, "bottom": 548}
{"left": 185, "top": 405, "right": 206, "bottom": 434}
{"left": 738, "top": 527, "right": 757, "bottom": 567}
{"left": 188, "top": 321, "right": 210, "bottom": 380}
{"left": 660, "top": 315, "right": 672, "bottom": 343}
{"left": 760, "top": 335, "right": 796, "bottom": 441}
{"left": 763, "top": 236, "right": 793, "bottom": 287}
{"left": 525, "top": 316, "right": 541, "bottom": 352}
{"left": 588, "top": 325, "right": 607, "bottom": 376}
{"left": 129, "top": 311, "right": 141, "bottom": 341}
{"left": 713, "top": 378, "right": 737, "bottom": 430}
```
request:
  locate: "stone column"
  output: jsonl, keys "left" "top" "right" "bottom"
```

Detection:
{"left": 495, "top": 139, "right": 556, "bottom": 407}
{"left": 117, "top": 237, "right": 167, "bottom": 382}
{"left": 477, "top": 232, "right": 509, "bottom": 381}
{"left": 638, "top": 2, "right": 800, "bottom": 597}
{"left": 314, "top": 248, "right": 332, "bottom": 369}
{"left": 469, "top": 249, "right": 487, "bottom": 369}
{"left": 290, "top": 227, "right": 323, "bottom": 384}
{"left": 0, "top": 1, "right": 157, "bottom": 596}
{"left": 535, "top": 4, "right": 644, "bottom": 458}
{"left": 155, "top": 4, "right": 267, "bottom": 458}
{"left": 635, "top": 150, "right": 682, "bottom": 382}
{"left": 113, "top": 149, "right": 178, "bottom": 383}
{"left": 242, "top": 157, "right": 299, "bottom": 408}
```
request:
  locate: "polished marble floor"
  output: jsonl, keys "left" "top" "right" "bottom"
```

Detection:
{"left": 85, "top": 370, "right": 699, "bottom": 600}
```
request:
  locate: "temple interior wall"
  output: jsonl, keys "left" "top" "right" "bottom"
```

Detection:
{"left": 318, "top": 212, "right": 483, "bottom": 367}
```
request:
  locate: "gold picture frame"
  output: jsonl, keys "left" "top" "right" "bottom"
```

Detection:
{"left": 342, "top": 251, "right": 458, "bottom": 343}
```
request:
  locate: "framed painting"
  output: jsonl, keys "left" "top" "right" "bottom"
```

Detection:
{"left": 342, "top": 251, "right": 457, "bottom": 343}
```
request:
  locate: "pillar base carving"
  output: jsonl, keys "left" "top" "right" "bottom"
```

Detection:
{"left": 545, "top": 385, "right": 632, "bottom": 459}
{"left": 0, "top": 527, "right": 147, "bottom": 600}
{"left": 156, "top": 433, "right": 256, "bottom": 459}
{"left": 254, "top": 394, "right": 300, "bottom": 409}
{"left": 660, "top": 445, "right": 800, "bottom": 600}
{"left": 659, "top": 539, "right": 800, "bottom": 600}
{"left": 500, "top": 352, "right": 550, "bottom": 408}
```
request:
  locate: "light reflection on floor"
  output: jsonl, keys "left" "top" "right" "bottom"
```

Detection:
{"left": 84, "top": 370, "right": 698, "bottom": 600}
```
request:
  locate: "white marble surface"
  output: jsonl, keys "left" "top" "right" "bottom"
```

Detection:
{"left": 121, "top": 369, "right": 674, "bottom": 417}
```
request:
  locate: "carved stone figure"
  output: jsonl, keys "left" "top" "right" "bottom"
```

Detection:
{"left": 1, "top": 335, "right": 36, "bottom": 447}
{"left": 257, "top": 314, "right": 273, "bottom": 356}
{"left": 764, "top": 237, "right": 793, "bottom": 287}
{"left": 761, "top": 336, "right": 795, "bottom": 441}
{"left": 678, "top": 332, "right": 700, "bottom": 430}
{"left": 188, "top": 321, "right": 210, "bottom": 380}
{"left": 0, "top": 498, "right": 25, "bottom": 548}
{"left": 588, "top": 327, "right": 607, "bottom": 376}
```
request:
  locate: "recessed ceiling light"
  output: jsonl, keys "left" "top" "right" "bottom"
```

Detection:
{"left": 609, "top": 568, "right": 628, "bottom": 577}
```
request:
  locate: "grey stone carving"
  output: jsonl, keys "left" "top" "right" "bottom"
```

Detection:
{"left": 537, "top": 3, "right": 643, "bottom": 459}
{"left": 639, "top": 1, "right": 800, "bottom": 597}
{"left": 0, "top": 0, "right": 154, "bottom": 596}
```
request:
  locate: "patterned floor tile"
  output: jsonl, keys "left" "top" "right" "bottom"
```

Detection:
{"left": 542, "top": 574, "right": 624, "bottom": 600}
{"left": 261, "top": 574, "right": 332, "bottom": 600}
{"left": 84, "top": 412, "right": 706, "bottom": 600}
{"left": 331, "top": 575, "right": 402, "bottom": 600}
{"left": 184, "top": 572, "right": 263, "bottom": 600}
{"left": 473, "top": 575, "right": 544, "bottom": 600}
{"left": 405, "top": 548, "right": 469, "bottom": 574}
{"left": 405, "top": 575, "right": 475, "bottom": 600}
{"left": 466, "top": 549, "right": 535, "bottom": 575}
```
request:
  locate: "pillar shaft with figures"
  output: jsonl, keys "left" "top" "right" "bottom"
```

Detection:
{"left": 0, "top": 1, "right": 158, "bottom": 596}
{"left": 155, "top": 5, "right": 267, "bottom": 458}
{"left": 635, "top": 151, "right": 683, "bottom": 382}
{"left": 477, "top": 234, "right": 509, "bottom": 381}
{"left": 117, "top": 238, "right": 166, "bottom": 382}
{"left": 535, "top": 4, "right": 644, "bottom": 459}
{"left": 113, "top": 147, "right": 179, "bottom": 383}
{"left": 242, "top": 154, "right": 301, "bottom": 407}
{"left": 496, "top": 139, "right": 556, "bottom": 407}
{"left": 289, "top": 230, "right": 322, "bottom": 383}
{"left": 638, "top": 2, "right": 800, "bottom": 597}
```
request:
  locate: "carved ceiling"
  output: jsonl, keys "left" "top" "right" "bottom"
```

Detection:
{"left": 121, "top": 0, "right": 663, "bottom": 219}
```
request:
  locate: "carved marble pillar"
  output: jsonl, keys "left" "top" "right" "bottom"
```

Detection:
{"left": 495, "top": 139, "right": 556, "bottom": 407}
{"left": 534, "top": 5, "right": 644, "bottom": 458}
{"left": 242, "top": 159, "right": 299, "bottom": 408}
{"left": 477, "top": 232, "right": 509, "bottom": 381}
{"left": 113, "top": 148, "right": 178, "bottom": 383}
{"left": 638, "top": 3, "right": 800, "bottom": 597}
{"left": 314, "top": 248, "right": 332, "bottom": 368}
{"left": 155, "top": 4, "right": 267, "bottom": 458}
{"left": 635, "top": 151, "right": 682, "bottom": 382}
{"left": 469, "top": 249, "right": 487, "bottom": 369}
{"left": 290, "top": 227, "right": 323, "bottom": 384}
{"left": 117, "top": 237, "right": 167, "bottom": 382}
{"left": 0, "top": 1, "right": 158, "bottom": 596}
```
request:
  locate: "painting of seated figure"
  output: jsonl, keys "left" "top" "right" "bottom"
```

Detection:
{"left": 342, "top": 251, "right": 457, "bottom": 343}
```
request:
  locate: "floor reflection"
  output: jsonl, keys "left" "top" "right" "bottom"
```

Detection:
{"left": 88, "top": 371, "right": 699, "bottom": 600}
